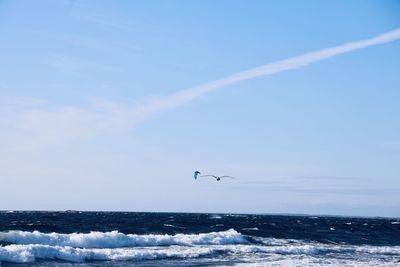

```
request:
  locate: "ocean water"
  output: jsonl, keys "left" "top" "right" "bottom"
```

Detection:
{"left": 0, "top": 211, "right": 399, "bottom": 266}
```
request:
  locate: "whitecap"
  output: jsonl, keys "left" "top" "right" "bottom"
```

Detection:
{"left": 0, "top": 229, "right": 247, "bottom": 248}
{"left": 1, "top": 240, "right": 399, "bottom": 264}
{"left": 242, "top": 227, "right": 259, "bottom": 231}
{"left": 0, "top": 244, "right": 218, "bottom": 263}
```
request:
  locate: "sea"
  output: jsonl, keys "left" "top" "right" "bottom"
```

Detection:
{"left": 0, "top": 211, "right": 399, "bottom": 266}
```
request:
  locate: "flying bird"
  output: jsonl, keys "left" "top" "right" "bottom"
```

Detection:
{"left": 193, "top": 171, "right": 235, "bottom": 181}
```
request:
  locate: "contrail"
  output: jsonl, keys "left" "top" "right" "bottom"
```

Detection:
{"left": 136, "top": 28, "right": 400, "bottom": 117}
{"left": 3, "top": 28, "right": 399, "bottom": 145}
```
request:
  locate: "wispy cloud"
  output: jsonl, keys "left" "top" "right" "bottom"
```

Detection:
{"left": 296, "top": 175, "right": 360, "bottom": 182}
{"left": 46, "top": 54, "right": 121, "bottom": 75}
{"left": 23, "top": 30, "right": 142, "bottom": 56}
{"left": 139, "top": 28, "right": 400, "bottom": 117}
{"left": 2, "top": 28, "right": 400, "bottom": 147}
{"left": 0, "top": 97, "right": 45, "bottom": 110}
{"left": 62, "top": 35, "right": 142, "bottom": 53}
{"left": 73, "top": 14, "right": 132, "bottom": 31}
{"left": 0, "top": 99, "right": 137, "bottom": 148}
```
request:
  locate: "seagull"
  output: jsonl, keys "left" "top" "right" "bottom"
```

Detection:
{"left": 193, "top": 171, "right": 235, "bottom": 181}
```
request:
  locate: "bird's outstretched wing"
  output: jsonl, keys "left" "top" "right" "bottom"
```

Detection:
{"left": 200, "top": 175, "right": 218, "bottom": 180}
{"left": 219, "top": 175, "right": 236, "bottom": 179}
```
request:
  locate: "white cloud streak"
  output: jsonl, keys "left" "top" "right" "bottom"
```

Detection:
{"left": 1, "top": 28, "right": 400, "bottom": 147}
{"left": 142, "top": 28, "right": 400, "bottom": 115}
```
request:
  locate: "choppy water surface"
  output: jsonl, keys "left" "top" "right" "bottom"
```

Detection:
{"left": 0, "top": 211, "right": 399, "bottom": 266}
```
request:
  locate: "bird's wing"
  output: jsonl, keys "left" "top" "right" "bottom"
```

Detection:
{"left": 219, "top": 176, "right": 236, "bottom": 179}
{"left": 200, "top": 175, "right": 218, "bottom": 179}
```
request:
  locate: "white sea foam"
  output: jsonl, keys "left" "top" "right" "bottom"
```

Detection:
{"left": 234, "top": 256, "right": 400, "bottom": 267}
{"left": 1, "top": 230, "right": 400, "bottom": 264}
{"left": 252, "top": 241, "right": 400, "bottom": 256}
{"left": 0, "top": 244, "right": 217, "bottom": 263}
{"left": 1, "top": 243, "right": 399, "bottom": 264}
{"left": 0, "top": 229, "right": 247, "bottom": 248}
{"left": 242, "top": 227, "right": 259, "bottom": 231}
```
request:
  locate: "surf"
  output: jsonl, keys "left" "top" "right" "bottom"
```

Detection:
{"left": 0, "top": 229, "right": 248, "bottom": 248}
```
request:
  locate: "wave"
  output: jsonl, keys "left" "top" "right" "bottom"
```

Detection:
{"left": 0, "top": 229, "right": 248, "bottom": 248}
{"left": 1, "top": 243, "right": 400, "bottom": 264}
{"left": 0, "top": 244, "right": 219, "bottom": 263}
{"left": 1, "top": 229, "right": 400, "bottom": 264}
{"left": 259, "top": 244, "right": 400, "bottom": 256}
{"left": 251, "top": 241, "right": 400, "bottom": 256}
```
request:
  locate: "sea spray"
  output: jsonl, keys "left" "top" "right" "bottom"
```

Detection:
{"left": 0, "top": 229, "right": 247, "bottom": 248}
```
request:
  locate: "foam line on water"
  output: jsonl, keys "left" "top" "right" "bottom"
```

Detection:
{"left": 0, "top": 244, "right": 218, "bottom": 263}
{"left": 0, "top": 229, "right": 247, "bottom": 248}
{"left": 1, "top": 243, "right": 400, "bottom": 263}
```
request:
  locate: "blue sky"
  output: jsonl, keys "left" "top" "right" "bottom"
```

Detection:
{"left": 1, "top": 0, "right": 400, "bottom": 217}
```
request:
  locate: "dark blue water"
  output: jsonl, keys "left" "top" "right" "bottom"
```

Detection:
{"left": 0, "top": 211, "right": 399, "bottom": 266}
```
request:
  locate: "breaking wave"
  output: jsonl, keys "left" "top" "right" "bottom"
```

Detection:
{"left": 0, "top": 244, "right": 219, "bottom": 263}
{"left": 1, "top": 242, "right": 400, "bottom": 263}
{"left": 1, "top": 229, "right": 400, "bottom": 264}
{"left": 0, "top": 229, "right": 247, "bottom": 248}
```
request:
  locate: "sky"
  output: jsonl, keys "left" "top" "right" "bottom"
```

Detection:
{"left": 0, "top": 0, "right": 400, "bottom": 217}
